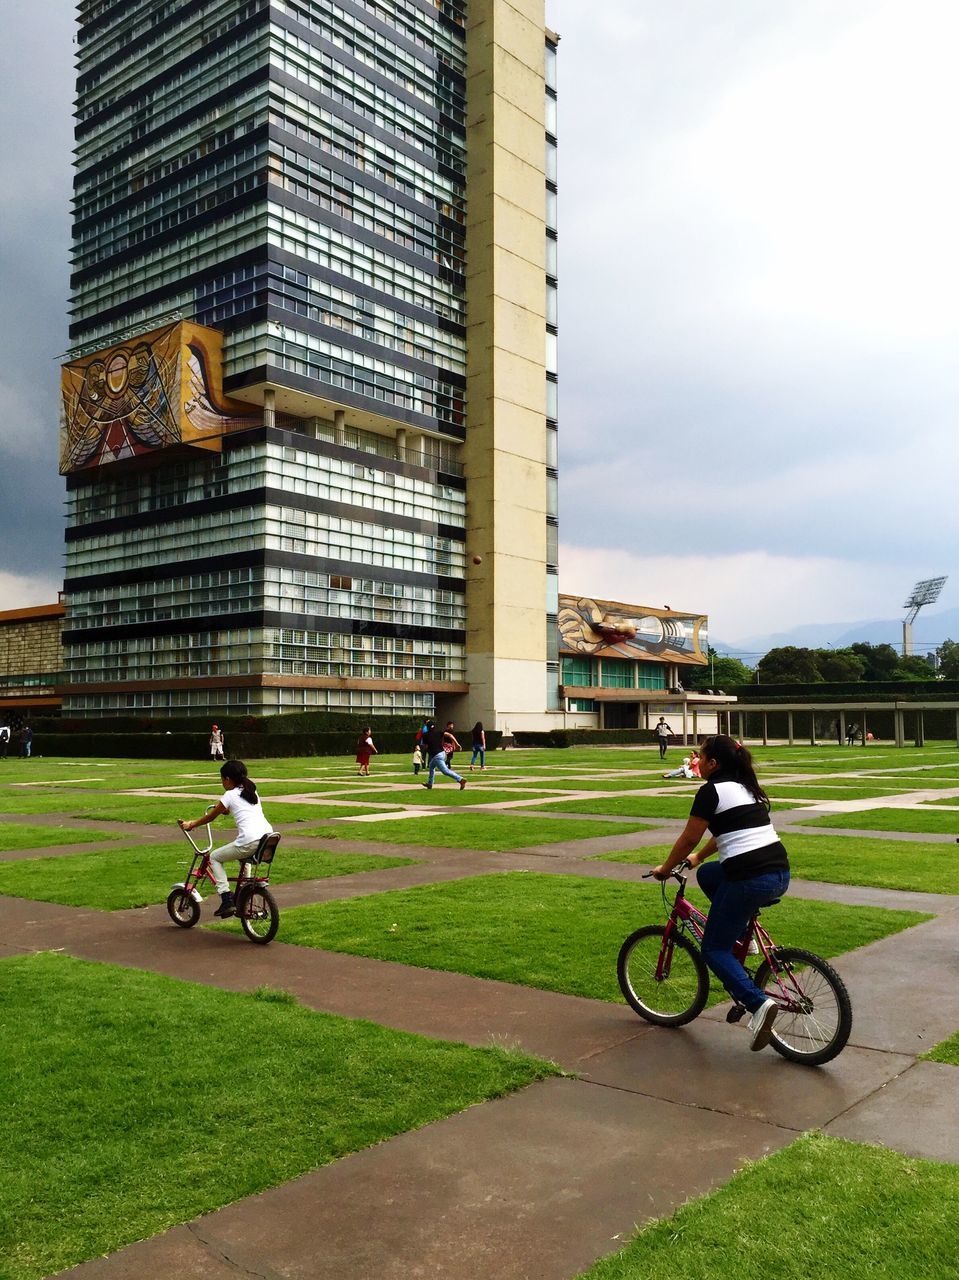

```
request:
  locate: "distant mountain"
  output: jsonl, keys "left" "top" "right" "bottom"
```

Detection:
{"left": 720, "top": 606, "right": 959, "bottom": 660}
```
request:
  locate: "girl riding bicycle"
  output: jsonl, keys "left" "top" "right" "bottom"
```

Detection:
{"left": 652, "top": 734, "right": 790, "bottom": 1051}
{"left": 178, "top": 760, "right": 273, "bottom": 919}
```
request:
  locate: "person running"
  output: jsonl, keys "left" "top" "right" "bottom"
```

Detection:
{"left": 355, "top": 726, "right": 377, "bottom": 776}
{"left": 654, "top": 717, "right": 673, "bottom": 759}
{"left": 421, "top": 719, "right": 466, "bottom": 791}
{"left": 178, "top": 760, "right": 273, "bottom": 918}
{"left": 469, "top": 721, "right": 486, "bottom": 771}
{"left": 651, "top": 735, "right": 790, "bottom": 1052}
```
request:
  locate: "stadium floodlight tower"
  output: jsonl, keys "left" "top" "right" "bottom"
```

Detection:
{"left": 902, "top": 577, "right": 947, "bottom": 657}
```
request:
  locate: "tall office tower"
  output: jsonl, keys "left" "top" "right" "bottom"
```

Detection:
{"left": 60, "top": 0, "right": 555, "bottom": 728}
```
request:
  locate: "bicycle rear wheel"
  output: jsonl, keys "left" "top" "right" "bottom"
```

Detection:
{"left": 617, "top": 926, "right": 709, "bottom": 1026}
{"left": 755, "top": 947, "right": 852, "bottom": 1066}
{"left": 236, "top": 883, "right": 279, "bottom": 944}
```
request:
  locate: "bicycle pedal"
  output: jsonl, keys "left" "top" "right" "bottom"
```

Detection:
{"left": 726, "top": 1004, "right": 747, "bottom": 1024}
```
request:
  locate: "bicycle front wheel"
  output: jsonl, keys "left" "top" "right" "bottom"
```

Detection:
{"left": 755, "top": 947, "right": 852, "bottom": 1066}
{"left": 617, "top": 926, "right": 709, "bottom": 1026}
{"left": 166, "top": 889, "right": 199, "bottom": 929}
{"left": 237, "top": 884, "right": 279, "bottom": 944}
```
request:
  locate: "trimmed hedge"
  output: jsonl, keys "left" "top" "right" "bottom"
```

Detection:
{"left": 31, "top": 711, "right": 424, "bottom": 736}
{"left": 30, "top": 728, "right": 503, "bottom": 760}
{"left": 512, "top": 729, "right": 658, "bottom": 749}
{"left": 734, "top": 680, "right": 959, "bottom": 702}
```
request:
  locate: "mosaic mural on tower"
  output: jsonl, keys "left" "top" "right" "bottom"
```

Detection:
{"left": 558, "top": 595, "right": 708, "bottom": 664}
{"left": 60, "top": 321, "right": 258, "bottom": 473}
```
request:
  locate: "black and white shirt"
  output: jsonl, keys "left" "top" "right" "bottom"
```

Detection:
{"left": 689, "top": 772, "right": 789, "bottom": 881}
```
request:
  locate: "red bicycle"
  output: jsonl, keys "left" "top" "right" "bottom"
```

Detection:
{"left": 167, "top": 809, "right": 282, "bottom": 944}
{"left": 617, "top": 862, "right": 852, "bottom": 1065}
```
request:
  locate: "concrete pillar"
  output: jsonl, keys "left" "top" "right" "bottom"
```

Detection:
{"left": 809, "top": 712, "right": 816, "bottom": 746}
{"left": 396, "top": 428, "right": 407, "bottom": 461}
{"left": 334, "top": 409, "right": 346, "bottom": 445}
{"left": 839, "top": 710, "right": 846, "bottom": 746}
{"left": 861, "top": 711, "right": 867, "bottom": 746}
{"left": 955, "top": 710, "right": 959, "bottom": 748}
{"left": 787, "top": 711, "right": 794, "bottom": 745}
{"left": 263, "top": 387, "right": 276, "bottom": 428}
{"left": 915, "top": 710, "right": 925, "bottom": 748}
{"left": 895, "top": 709, "right": 904, "bottom": 748}
{"left": 682, "top": 700, "right": 688, "bottom": 746}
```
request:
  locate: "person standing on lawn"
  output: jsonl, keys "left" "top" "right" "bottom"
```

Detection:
{"left": 651, "top": 735, "right": 790, "bottom": 1052}
{"left": 20, "top": 724, "right": 33, "bottom": 758}
{"left": 654, "top": 716, "right": 673, "bottom": 759}
{"left": 178, "top": 760, "right": 273, "bottom": 918}
{"left": 209, "top": 724, "right": 225, "bottom": 762}
{"left": 355, "top": 726, "right": 377, "bottom": 776}
{"left": 469, "top": 721, "right": 486, "bottom": 771}
{"left": 0, "top": 725, "right": 9, "bottom": 759}
{"left": 422, "top": 720, "right": 466, "bottom": 791}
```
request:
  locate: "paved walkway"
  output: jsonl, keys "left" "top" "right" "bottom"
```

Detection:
{"left": 3, "top": 807, "right": 959, "bottom": 1280}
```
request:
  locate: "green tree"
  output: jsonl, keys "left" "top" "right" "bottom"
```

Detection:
{"left": 937, "top": 639, "right": 959, "bottom": 679}
{"left": 816, "top": 648, "right": 866, "bottom": 683}
{"left": 685, "top": 650, "right": 755, "bottom": 690}
{"left": 893, "top": 655, "right": 936, "bottom": 680}
{"left": 756, "top": 646, "right": 823, "bottom": 684}
{"left": 849, "top": 642, "right": 901, "bottom": 682}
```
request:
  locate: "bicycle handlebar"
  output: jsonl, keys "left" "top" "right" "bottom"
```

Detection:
{"left": 642, "top": 859, "right": 691, "bottom": 882}
{"left": 177, "top": 804, "right": 217, "bottom": 855}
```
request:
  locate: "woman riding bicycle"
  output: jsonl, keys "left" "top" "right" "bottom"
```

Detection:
{"left": 178, "top": 760, "right": 273, "bottom": 919}
{"left": 652, "top": 734, "right": 790, "bottom": 1051}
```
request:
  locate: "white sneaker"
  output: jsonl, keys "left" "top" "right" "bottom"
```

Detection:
{"left": 747, "top": 998, "right": 778, "bottom": 1051}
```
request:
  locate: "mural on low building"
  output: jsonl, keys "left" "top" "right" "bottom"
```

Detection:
{"left": 559, "top": 595, "right": 708, "bottom": 664}
{"left": 60, "top": 321, "right": 258, "bottom": 473}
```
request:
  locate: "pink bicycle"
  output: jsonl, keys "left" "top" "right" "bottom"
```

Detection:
{"left": 617, "top": 862, "right": 852, "bottom": 1065}
{"left": 167, "top": 808, "right": 282, "bottom": 944}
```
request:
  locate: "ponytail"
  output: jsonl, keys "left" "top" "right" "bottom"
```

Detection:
{"left": 699, "top": 735, "right": 769, "bottom": 809}
{"left": 220, "top": 759, "right": 260, "bottom": 806}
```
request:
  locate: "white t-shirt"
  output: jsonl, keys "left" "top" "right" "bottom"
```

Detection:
{"left": 221, "top": 787, "right": 273, "bottom": 845}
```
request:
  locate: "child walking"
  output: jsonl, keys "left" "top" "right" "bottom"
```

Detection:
{"left": 178, "top": 760, "right": 273, "bottom": 918}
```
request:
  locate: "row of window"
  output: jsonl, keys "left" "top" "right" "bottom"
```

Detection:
{"left": 65, "top": 505, "right": 466, "bottom": 579}
{"left": 64, "top": 686, "right": 436, "bottom": 715}
{"left": 65, "top": 564, "right": 466, "bottom": 631}
{"left": 78, "top": 0, "right": 263, "bottom": 119}
{"left": 76, "top": 27, "right": 266, "bottom": 164}
{"left": 67, "top": 440, "right": 465, "bottom": 527}
{"left": 560, "top": 658, "right": 667, "bottom": 691}
{"left": 270, "top": 87, "right": 465, "bottom": 216}
{"left": 275, "top": 0, "right": 464, "bottom": 109}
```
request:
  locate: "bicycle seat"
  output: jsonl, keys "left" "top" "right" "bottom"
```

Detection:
{"left": 248, "top": 833, "right": 281, "bottom": 866}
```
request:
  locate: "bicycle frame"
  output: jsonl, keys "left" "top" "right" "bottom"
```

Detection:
{"left": 175, "top": 808, "right": 272, "bottom": 903}
{"left": 655, "top": 868, "right": 811, "bottom": 1016}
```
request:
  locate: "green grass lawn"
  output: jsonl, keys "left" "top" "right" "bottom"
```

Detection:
{"left": 353, "top": 785, "right": 558, "bottom": 806}
{"left": 924, "top": 1030, "right": 959, "bottom": 1066}
{"left": 0, "top": 793, "right": 397, "bottom": 824}
{"left": 304, "top": 813, "right": 654, "bottom": 850}
{"left": 263, "top": 873, "right": 928, "bottom": 1001}
{"left": 598, "top": 834, "right": 959, "bottom": 895}
{"left": 0, "top": 842, "right": 418, "bottom": 910}
{"left": 0, "top": 952, "right": 554, "bottom": 1280}
{"left": 528, "top": 795, "right": 799, "bottom": 818}
{"left": 577, "top": 1133, "right": 959, "bottom": 1280}
{"left": 765, "top": 784, "right": 927, "bottom": 800}
{"left": 0, "top": 823, "right": 122, "bottom": 851}
{"left": 804, "top": 808, "right": 959, "bottom": 835}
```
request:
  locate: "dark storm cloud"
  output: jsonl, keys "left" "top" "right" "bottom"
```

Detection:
{"left": 0, "top": 2, "right": 74, "bottom": 589}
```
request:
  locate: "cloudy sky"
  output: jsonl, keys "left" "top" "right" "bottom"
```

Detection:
{"left": 2, "top": 2, "right": 958, "bottom": 648}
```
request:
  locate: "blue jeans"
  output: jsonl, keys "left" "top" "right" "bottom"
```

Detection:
{"left": 470, "top": 746, "right": 485, "bottom": 767}
{"left": 697, "top": 861, "right": 790, "bottom": 1013}
{"left": 426, "top": 751, "right": 463, "bottom": 787}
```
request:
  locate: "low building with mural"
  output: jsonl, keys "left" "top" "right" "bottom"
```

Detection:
{"left": 558, "top": 594, "right": 734, "bottom": 736}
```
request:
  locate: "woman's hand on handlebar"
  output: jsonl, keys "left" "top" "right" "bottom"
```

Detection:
{"left": 178, "top": 818, "right": 192, "bottom": 831}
